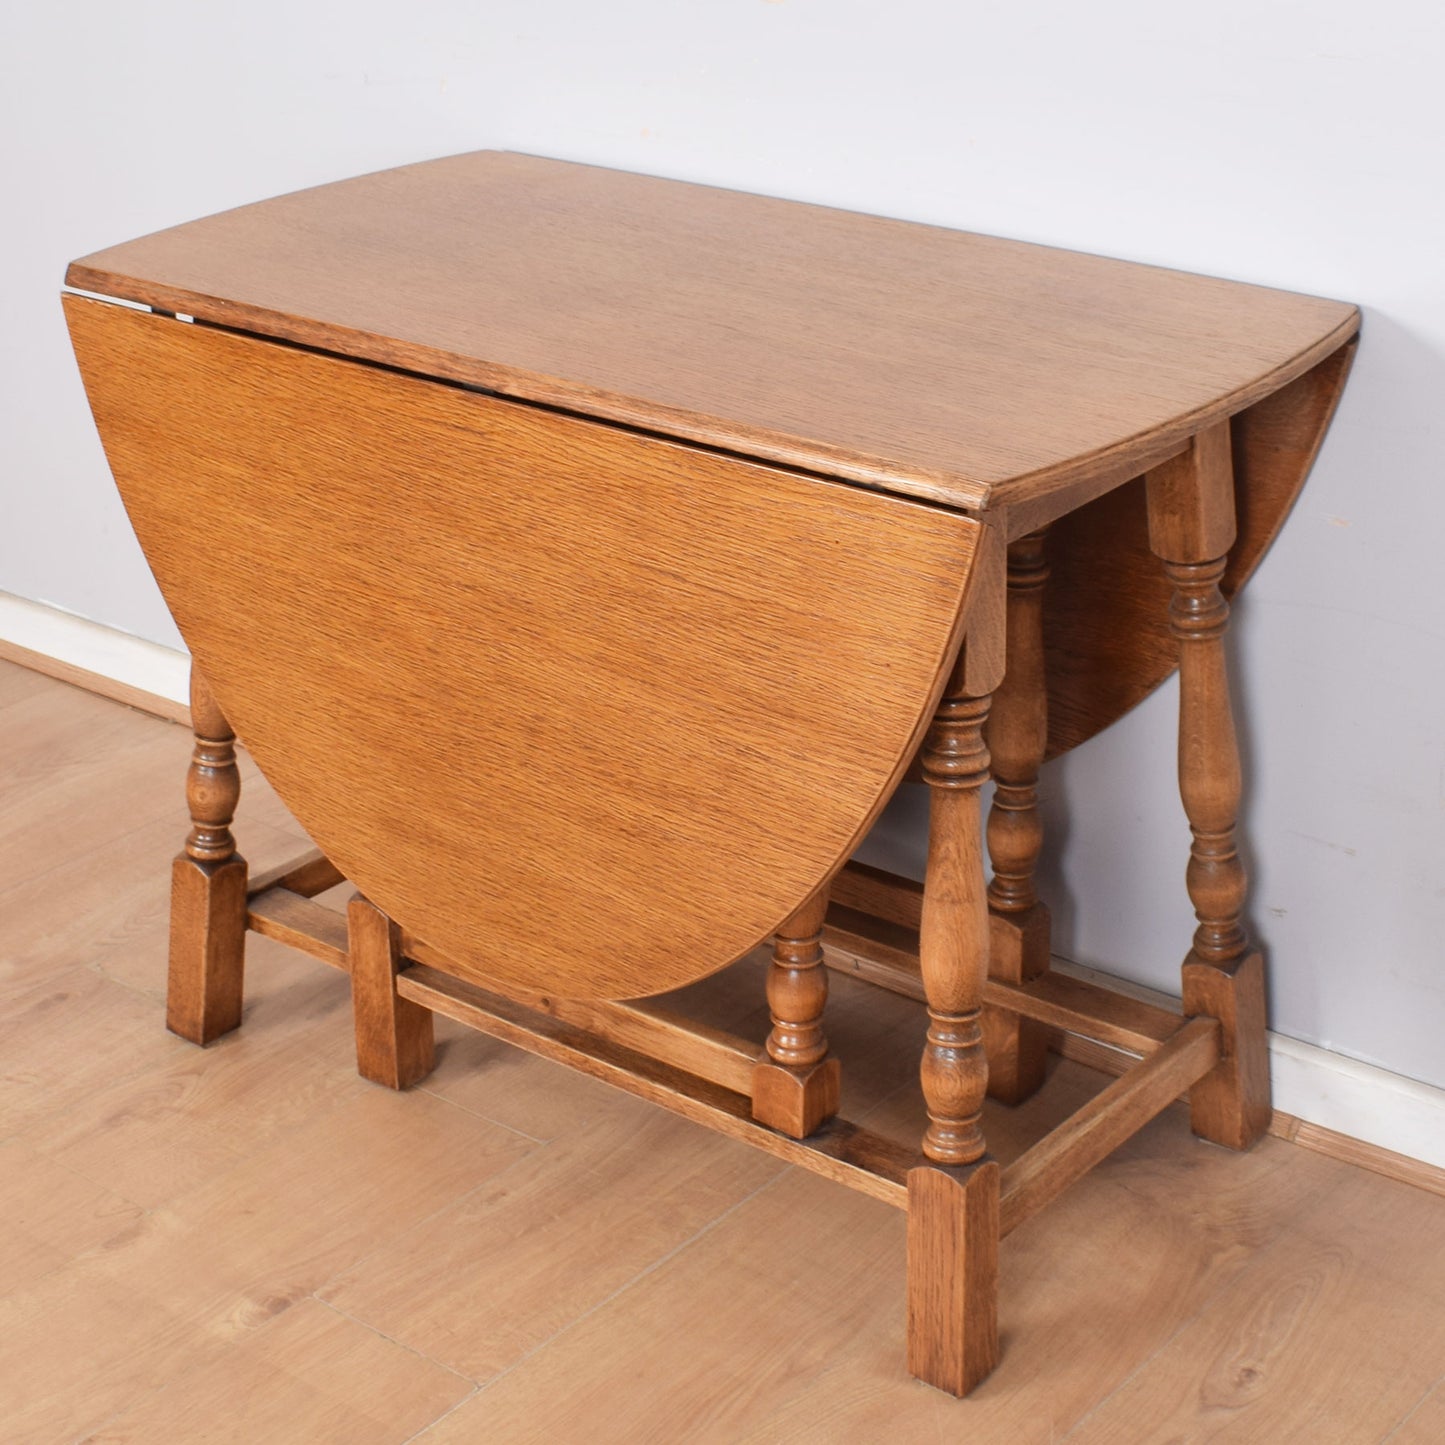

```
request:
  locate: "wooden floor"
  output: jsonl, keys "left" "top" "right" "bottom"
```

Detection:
{"left": 3, "top": 658, "right": 1444, "bottom": 1443}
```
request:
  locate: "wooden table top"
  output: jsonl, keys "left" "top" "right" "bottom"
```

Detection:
{"left": 64, "top": 154, "right": 1362, "bottom": 994}
{"left": 68, "top": 151, "right": 1358, "bottom": 515}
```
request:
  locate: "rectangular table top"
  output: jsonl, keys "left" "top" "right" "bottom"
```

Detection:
{"left": 68, "top": 151, "right": 1358, "bottom": 513}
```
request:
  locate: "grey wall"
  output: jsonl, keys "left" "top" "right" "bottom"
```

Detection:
{"left": 4, "top": 2, "right": 1442, "bottom": 1087}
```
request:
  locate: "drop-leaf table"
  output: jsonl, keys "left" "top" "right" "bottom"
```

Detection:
{"left": 64, "top": 152, "right": 1358, "bottom": 1396}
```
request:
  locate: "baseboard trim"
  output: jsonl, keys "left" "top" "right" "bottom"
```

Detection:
{"left": 4, "top": 594, "right": 1441, "bottom": 1193}
{"left": 1267, "top": 1112, "right": 1445, "bottom": 1200}
{"left": 0, "top": 590, "right": 189, "bottom": 724}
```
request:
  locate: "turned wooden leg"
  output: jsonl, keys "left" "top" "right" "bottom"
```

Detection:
{"left": 752, "top": 887, "right": 841, "bottom": 1138}
{"left": 167, "top": 667, "right": 248, "bottom": 1045}
{"left": 984, "top": 528, "right": 1052, "bottom": 1104}
{"left": 907, "top": 569, "right": 1005, "bottom": 1397}
{"left": 349, "top": 894, "right": 435, "bottom": 1088}
{"left": 1147, "top": 424, "right": 1271, "bottom": 1150}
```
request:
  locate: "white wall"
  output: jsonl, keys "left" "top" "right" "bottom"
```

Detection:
{"left": 4, "top": 2, "right": 1442, "bottom": 1090}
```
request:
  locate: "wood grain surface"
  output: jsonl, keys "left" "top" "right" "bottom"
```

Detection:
{"left": 65, "top": 295, "right": 981, "bottom": 1000}
{"left": 66, "top": 150, "right": 1358, "bottom": 514}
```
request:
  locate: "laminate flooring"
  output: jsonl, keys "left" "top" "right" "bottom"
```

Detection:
{"left": 3, "top": 660, "right": 1442, "bottom": 1443}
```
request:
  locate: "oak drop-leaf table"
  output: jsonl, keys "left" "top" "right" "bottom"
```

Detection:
{"left": 63, "top": 152, "right": 1358, "bottom": 1397}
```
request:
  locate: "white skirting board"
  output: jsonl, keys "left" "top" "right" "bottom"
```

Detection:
{"left": 0, "top": 589, "right": 189, "bottom": 707}
{"left": 1268, "top": 1033, "right": 1445, "bottom": 1172}
{"left": 3, "top": 590, "right": 1442, "bottom": 1173}
{"left": 1053, "top": 961, "right": 1445, "bottom": 1175}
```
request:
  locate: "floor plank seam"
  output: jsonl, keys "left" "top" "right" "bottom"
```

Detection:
{"left": 850, "top": 1075, "right": 922, "bottom": 1132}
{"left": 1378, "top": 1367, "right": 1445, "bottom": 1442}
{"left": 314, "top": 1294, "right": 477, "bottom": 1385}
{"left": 23, "top": 1145, "right": 159, "bottom": 1223}
{"left": 411, "top": 1078, "right": 554, "bottom": 1147}
{"left": 464, "top": 1167, "right": 792, "bottom": 1404}
{"left": 71, "top": 1406, "right": 128, "bottom": 1444}
{"left": 395, "top": 1384, "right": 482, "bottom": 1445}
{"left": 82, "top": 956, "right": 168, "bottom": 1005}
{"left": 308, "top": 1133, "right": 553, "bottom": 1300}
{"left": 0, "top": 797, "right": 183, "bottom": 907}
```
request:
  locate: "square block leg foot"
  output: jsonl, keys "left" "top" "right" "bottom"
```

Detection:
{"left": 349, "top": 895, "right": 435, "bottom": 1089}
{"left": 166, "top": 853, "right": 248, "bottom": 1045}
{"left": 1184, "top": 949, "right": 1271, "bottom": 1150}
{"left": 984, "top": 905, "right": 1050, "bottom": 1105}
{"left": 751, "top": 1056, "right": 840, "bottom": 1139}
{"left": 907, "top": 1157, "right": 1001, "bottom": 1396}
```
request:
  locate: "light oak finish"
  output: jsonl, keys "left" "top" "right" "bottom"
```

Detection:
{"left": 247, "top": 846, "right": 345, "bottom": 898}
{"left": 5, "top": 666, "right": 1444, "bottom": 1439}
{"left": 65, "top": 153, "right": 1360, "bottom": 757}
{"left": 984, "top": 528, "right": 1053, "bottom": 1104}
{"left": 66, "top": 293, "right": 979, "bottom": 1003}
{"left": 830, "top": 858, "right": 925, "bottom": 930}
{"left": 917, "top": 580, "right": 1006, "bottom": 1168}
{"left": 752, "top": 888, "right": 843, "bottom": 1139}
{"left": 166, "top": 667, "right": 247, "bottom": 1045}
{"left": 60, "top": 153, "right": 1362, "bottom": 1400}
{"left": 1146, "top": 432, "right": 1272, "bottom": 1150}
{"left": 1185, "top": 949, "right": 1273, "bottom": 1150}
{"left": 401, "top": 931, "right": 759, "bottom": 1098}
{"left": 349, "top": 895, "right": 434, "bottom": 1090}
{"left": 1146, "top": 419, "right": 1238, "bottom": 562}
{"left": 246, "top": 887, "right": 349, "bottom": 971}
{"left": 824, "top": 867, "right": 1184, "bottom": 1057}
{"left": 906, "top": 1159, "right": 1001, "bottom": 1397}
{"left": 66, "top": 151, "right": 1356, "bottom": 519}
{"left": 906, "top": 597, "right": 1006, "bottom": 1394}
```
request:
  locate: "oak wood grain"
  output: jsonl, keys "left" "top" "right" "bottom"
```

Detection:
{"left": 399, "top": 929, "right": 760, "bottom": 1096}
{"left": 66, "top": 151, "right": 1357, "bottom": 516}
{"left": 985, "top": 529, "right": 1053, "bottom": 1103}
{"left": 245, "top": 888, "right": 349, "bottom": 971}
{"left": 165, "top": 668, "right": 246, "bottom": 1045}
{"left": 917, "top": 636, "right": 999, "bottom": 1167}
{"left": 1147, "top": 434, "right": 1271, "bottom": 1150}
{"left": 822, "top": 881, "right": 1186, "bottom": 1057}
{"left": 246, "top": 847, "right": 344, "bottom": 899}
{"left": 66, "top": 293, "right": 979, "bottom": 1001}
{"left": 907, "top": 1159, "right": 1001, "bottom": 1396}
{"left": 1146, "top": 420, "right": 1237, "bottom": 563}
{"left": 349, "top": 895, "right": 434, "bottom": 1090}
{"left": 753, "top": 888, "right": 843, "bottom": 1138}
